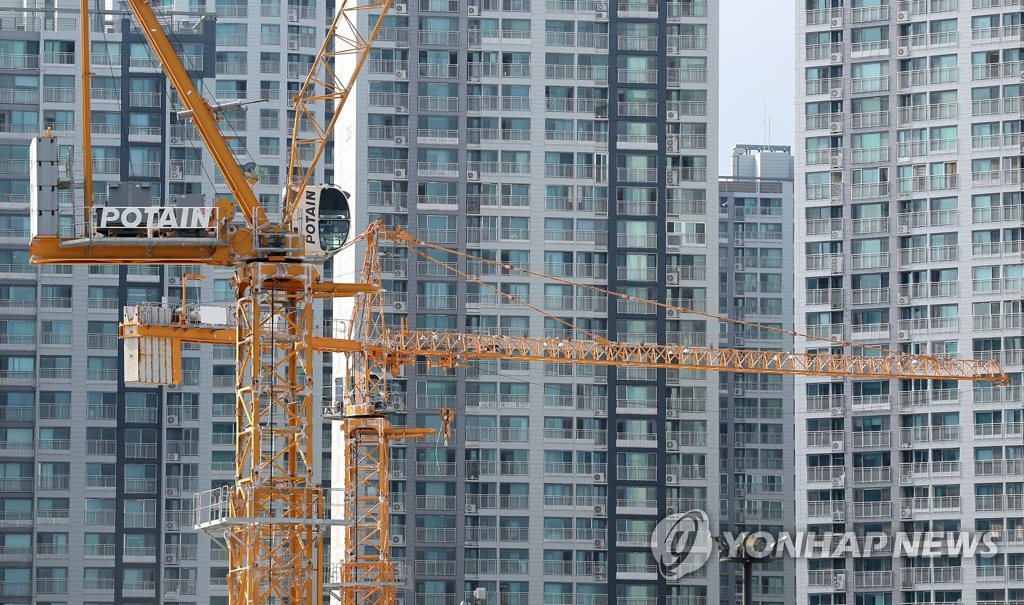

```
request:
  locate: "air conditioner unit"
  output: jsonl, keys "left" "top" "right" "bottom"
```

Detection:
{"left": 829, "top": 121, "right": 843, "bottom": 134}
{"left": 832, "top": 573, "right": 846, "bottom": 590}
{"left": 594, "top": 504, "right": 606, "bottom": 516}
{"left": 168, "top": 276, "right": 182, "bottom": 286}
{"left": 735, "top": 487, "right": 746, "bottom": 498}
{"left": 395, "top": 69, "right": 407, "bottom": 79}
{"left": 165, "top": 520, "right": 179, "bottom": 530}
{"left": 666, "top": 110, "right": 679, "bottom": 121}
{"left": 595, "top": 2, "right": 607, "bottom": 9}
{"left": 593, "top": 472, "right": 606, "bottom": 483}
{"left": 170, "top": 166, "right": 184, "bottom": 180}
{"left": 733, "top": 386, "right": 744, "bottom": 395}
{"left": 831, "top": 475, "right": 845, "bottom": 488}
{"left": 896, "top": 10, "right": 909, "bottom": 21}
{"left": 467, "top": 170, "right": 480, "bottom": 181}
{"left": 666, "top": 272, "right": 680, "bottom": 285}
{"left": 392, "top": 468, "right": 405, "bottom": 479}
{"left": 169, "top": 136, "right": 183, "bottom": 145}
{"left": 1019, "top": 72, "right": 1024, "bottom": 83}
{"left": 667, "top": 45, "right": 677, "bottom": 53}
{"left": 830, "top": 88, "right": 842, "bottom": 99}
{"left": 900, "top": 476, "right": 912, "bottom": 485}
{"left": 830, "top": 155, "right": 842, "bottom": 169}
{"left": 287, "top": 39, "right": 299, "bottom": 50}
{"left": 167, "top": 452, "right": 180, "bottom": 461}
{"left": 898, "top": 295, "right": 910, "bottom": 305}
{"left": 468, "top": 5, "right": 479, "bottom": 14}
{"left": 394, "top": 105, "right": 407, "bottom": 113}
{"left": 594, "top": 538, "right": 606, "bottom": 550}
{"left": 666, "top": 439, "right": 679, "bottom": 451}
{"left": 829, "top": 257, "right": 842, "bottom": 273}
{"left": 896, "top": 46, "right": 909, "bottom": 58}
{"left": 595, "top": 10, "right": 607, "bottom": 19}
{"left": 392, "top": 301, "right": 406, "bottom": 312}
{"left": 393, "top": 267, "right": 407, "bottom": 278}
{"left": 287, "top": 70, "right": 300, "bottom": 79}
{"left": 900, "top": 440, "right": 912, "bottom": 449}
{"left": 391, "top": 534, "right": 405, "bottom": 545}
{"left": 392, "top": 501, "right": 405, "bottom": 512}
{"left": 394, "top": 135, "right": 406, "bottom": 145}
{"left": 166, "top": 414, "right": 179, "bottom": 425}
{"left": 900, "top": 508, "right": 913, "bottom": 519}
{"left": 897, "top": 330, "right": 910, "bottom": 341}
{"left": 666, "top": 505, "right": 677, "bottom": 515}
{"left": 164, "top": 553, "right": 179, "bottom": 565}
{"left": 165, "top": 487, "right": 179, "bottom": 497}
{"left": 831, "top": 441, "right": 843, "bottom": 451}
{"left": 829, "top": 52, "right": 842, "bottom": 63}
{"left": 829, "top": 17, "right": 842, "bottom": 28}
{"left": 733, "top": 262, "right": 744, "bottom": 271}
{"left": 896, "top": 224, "right": 910, "bottom": 234}
{"left": 831, "top": 406, "right": 843, "bottom": 416}
{"left": 666, "top": 473, "right": 678, "bottom": 484}
{"left": 287, "top": 8, "right": 298, "bottom": 21}
{"left": 594, "top": 571, "right": 606, "bottom": 581}
{"left": 465, "top": 503, "right": 477, "bottom": 514}
{"left": 393, "top": 168, "right": 407, "bottom": 179}
{"left": 830, "top": 230, "right": 842, "bottom": 238}
{"left": 666, "top": 409, "right": 677, "bottom": 418}
{"left": 394, "top": 3, "right": 407, "bottom": 13}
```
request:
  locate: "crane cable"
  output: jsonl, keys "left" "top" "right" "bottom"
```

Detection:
{"left": 382, "top": 228, "right": 935, "bottom": 361}
{"left": 404, "top": 245, "right": 610, "bottom": 345}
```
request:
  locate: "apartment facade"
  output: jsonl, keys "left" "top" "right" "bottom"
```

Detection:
{"left": 718, "top": 144, "right": 795, "bottom": 605}
{"left": 0, "top": 1, "right": 331, "bottom": 603}
{"left": 335, "top": 0, "right": 720, "bottom": 603}
{"left": 796, "top": 2, "right": 1024, "bottom": 604}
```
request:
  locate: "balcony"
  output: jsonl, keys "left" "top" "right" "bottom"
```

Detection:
{"left": 853, "top": 466, "right": 891, "bottom": 484}
{"left": 853, "top": 501, "right": 891, "bottom": 519}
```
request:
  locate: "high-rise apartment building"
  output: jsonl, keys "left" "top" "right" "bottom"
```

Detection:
{"left": 718, "top": 144, "right": 795, "bottom": 605}
{"left": 796, "top": 2, "right": 1024, "bottom": 603}
{"left": 0, "top": 1, "right": 332, "bottom": 603}
{"left": 335, "top": 0, "right": 719, "bottom": 603}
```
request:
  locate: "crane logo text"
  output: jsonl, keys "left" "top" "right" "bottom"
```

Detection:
{"left": 94, "top": 207, "right": 215, "bottom": 230}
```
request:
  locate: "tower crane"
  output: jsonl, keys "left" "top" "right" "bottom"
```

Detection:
{"left": 25, "top": 3, "right": 1009, "bottom": 605}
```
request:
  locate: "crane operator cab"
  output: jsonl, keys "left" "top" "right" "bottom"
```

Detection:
{"left": 293, "top": 184, "right": 352, "bottom": 260}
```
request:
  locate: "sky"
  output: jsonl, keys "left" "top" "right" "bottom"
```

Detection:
{"left": 718, "top": 1, "right": 796, "bottom": 173}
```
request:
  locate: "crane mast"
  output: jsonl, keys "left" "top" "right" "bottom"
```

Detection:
{"left": 24, "top": 3, "right": 1011, "bottom": 605}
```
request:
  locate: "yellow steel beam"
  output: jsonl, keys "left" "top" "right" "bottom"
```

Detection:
{"left": 312, "top": 283, "right": 377, "bottom": 298}
{"left": 127, "top": 325, "right": 362, "bottom": 352}
{"left": 29, "top": 236, "right": 243, "bottom": 266}
{"left": 121, "top": 0, "right": 269, "bottom": 232}
{"left": 126, "top": 325, "right": 235, "bottom": 345}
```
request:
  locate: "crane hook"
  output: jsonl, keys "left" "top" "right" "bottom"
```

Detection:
{"left": 439, "top": 407, "right": 455, "bottom": 446}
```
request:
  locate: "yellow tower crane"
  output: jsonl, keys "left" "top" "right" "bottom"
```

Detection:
{"left": 27, "top": 4, "right": 1009, "bottom": 605}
